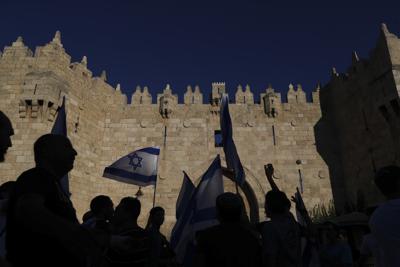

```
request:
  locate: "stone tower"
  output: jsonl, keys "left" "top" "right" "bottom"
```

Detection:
{"left": 316, "top": 24, "right": 400, "bottom": 211}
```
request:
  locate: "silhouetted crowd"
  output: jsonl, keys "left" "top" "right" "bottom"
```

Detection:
{"left": 1, "top": 109, "right": 400, "bottom": 267}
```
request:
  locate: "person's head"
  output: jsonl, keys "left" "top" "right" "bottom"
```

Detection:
{"left": 216, "top": 192, "right": 242, "bottom": 223}
{"left": 374, "top": 165, "right": 400, "bottom": 199}
{"left": 90, "top": 195, "right": 114, "bottom": 221}
{"left": 147, "top": 206, "right": 165, "bottom": 229}
{"left": 264, "top": 190, "right": 291, "bottom": 218}
{"left": 0, "top": 111, "right": 14, "bottom": 162}
{"left": 112, "top": 197, "right": 141, "bottom": 227}
{"left": 34, "top": 134, "right": 77, "bottom": 178}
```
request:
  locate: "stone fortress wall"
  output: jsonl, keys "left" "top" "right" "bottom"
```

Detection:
{"left": 316, "top": 24, "right": 400, "bottom": 211}
{"left": 7, "top": 25, "right": 400, "bottom": 231}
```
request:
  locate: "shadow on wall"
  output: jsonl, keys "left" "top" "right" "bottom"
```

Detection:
{"left": 314, "top": 115, "right": 347, "bottom": 214}
{"left": 314, "top": 81, "right": 392, "bottom": 214}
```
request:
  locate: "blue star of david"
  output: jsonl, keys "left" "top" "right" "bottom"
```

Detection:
{"left": 128, "top": 153, "right": 143, "bottom": 170}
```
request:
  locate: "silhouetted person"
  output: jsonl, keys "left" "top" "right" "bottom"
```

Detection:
{"left": 83, "top": 195, "right": 114, "bottom": 233}
{"left": 358, "top": 207, "right": 383, "bottom": 267}
{"left": 291, "top": 190, "right": 320, "bottom": 267}
{"left": 319, "top": 222, "right": 353, "bottom": 267}
{"left": 0, "top": 181, "right": 15, "bottom": 259}
{"left": 369, "top": 165, "right": 400, "bottom": 266}
{"left": 237, "top": 194, "right": 261, "bottom": 241}
{"left": 107, "top": 197, "right": 151, "bottom": 267}
{"left": 195, "top": 192, "right": 261, "bottom": 267}
{"left": 261, "top": 190, "right": 301, "bottom": 267}
{"left": 6, "top": 134, "right": 106, "bottom": 267}
{"left": 146, "top": 206, "right": 177, "bottom": 267}
{"left": 0, "top": 111, "right": 13, "bottom": 266}
{"left": 359, "top": 230, "right": 382, "bottom": 267}
{"left": 0, "top": 111, "right": 13, "bottom": 162}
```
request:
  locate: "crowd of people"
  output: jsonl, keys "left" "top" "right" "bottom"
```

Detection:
{"left": 0, "top": 109, "right": 399, "bottom": 267}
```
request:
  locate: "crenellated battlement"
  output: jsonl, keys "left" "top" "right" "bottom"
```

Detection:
{"left": 131, "top": 86, "right": 153, "bottom": 105}
{"left": 235, "top": 84, "right": 254, "bottom": 104}
{"left": 326, "top": 23, "right": 400, "bottom": 88}
{"left": 184, "top": 85, "right": 203, "bottom": 105}
{"left": 1, "top": 36, "right": 33, "bottom": 59}
{"left": 0, "top": 31, "right": 321, "bottom": 124}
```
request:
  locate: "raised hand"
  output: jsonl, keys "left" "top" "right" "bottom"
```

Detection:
{"left": 264, "top": 164, "right": 274, "bottom": 178}
{"left": 264, "top": 164, "right": 279, "bottom": 191}
{"left": 290, "top": 195, "right": 298, "bottom": 205}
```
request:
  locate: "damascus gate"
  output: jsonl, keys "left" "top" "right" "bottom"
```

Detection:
{"left": 2, "top": 24, "right": 400, "bottom": 232}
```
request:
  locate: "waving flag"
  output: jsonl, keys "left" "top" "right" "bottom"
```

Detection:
{"left": 171, "top": 155, "right": 223, "bottom": 265}
{"left": 51, "top": 96, "right": 70, "bottom": 196}
{"left": 294, "top": 187, "right": 307, "bottom": 227}
{"left": 190, "top": 156, "right": 224, "bottom": 227}
{"left": 220, "top": 94, "right": 245, "bottom": 186}
{"left": 103, "top": 147, "right": 160, "bottom": 187}
{"left": 176, "top": 171, "right": 195, "bottom": 220}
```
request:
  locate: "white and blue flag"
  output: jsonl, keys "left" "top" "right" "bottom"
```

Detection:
{"left": 220, "top": 94, "right": 245, "bottom": 186}
{"left": 175, "top": 171, "right": 195, "bottom": 220}
{"left": 103, "top": 147, "right": 160, "bottom": 187}
{"left": 51, "top": 96, "right": 70, "bottom": 197}
{"left": 171, "top": 155, "right": 224, "bottom": 264}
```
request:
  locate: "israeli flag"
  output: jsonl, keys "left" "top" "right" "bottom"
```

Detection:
{"left": 176, "top": 172, "right": 195, "bottom": 220}
{"left": 191, "top": 156, "right": 224, "bottom": 227}
{"left": 103, "top": 147, "right": 160, "bottom": 187}
{"left": 171, "top": 155, "right": 223, "bottom": 264}
{"left": 220, "top": 94, "right": 245, "bottom": 186}
{"left": 51, "top": 96, "right": 70, "bottom": 197}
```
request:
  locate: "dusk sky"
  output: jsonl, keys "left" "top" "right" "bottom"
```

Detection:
{"left": 1, "top": 0, "right": 399, "bottom": 103}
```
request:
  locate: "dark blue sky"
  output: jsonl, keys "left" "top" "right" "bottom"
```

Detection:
{"left": 1, "top": 0, "right": 399, "bottom": 103}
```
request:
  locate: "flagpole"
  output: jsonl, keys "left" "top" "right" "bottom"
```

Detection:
{"left": 153, "top": 180, "right": 157, "bottom": 207}
{"left": 298, "top": 169, "right": 304, "bottom": 194}
{"left": 154, "top": 124, "right": 167, "bottom": 207}
{"left": 235, "top": 181, "right": 239, "bottom": 195}
{"left": 153, "top": 146, "right": 162, "bottom": 207}
{"left": 232, "top": 165, "right": 241, "bottom": 195}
